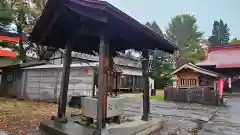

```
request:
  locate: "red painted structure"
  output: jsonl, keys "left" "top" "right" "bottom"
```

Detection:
{"left": 0, "top": 50, "right": 17, "bottom": 58}
{"left": 0, "top": 31, "right": 25, "bottom": 58}
{"left": 197, "top": 44, "right": 240, "bottom": 93}
{"left": 197, "top": 44, "right": 240, "bottom": 68}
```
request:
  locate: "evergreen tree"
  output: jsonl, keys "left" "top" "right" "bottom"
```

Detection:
{"left": 146, "top": 21, "right": 164, "bottom": 36}
{"left": 0, "top": 1, "right": 14, "bottom": 49}
{"left": 208, "top": 19, "right": 230, "bottom": 46}
{"left": 0, "top": 1, "right": 13, "bottom": 28}
{"left": 145, "top": 21, "right": 173, "bottom": 88}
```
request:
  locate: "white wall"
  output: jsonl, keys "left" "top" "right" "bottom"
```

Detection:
{"left": 49, "top": 50, "right": 63, "bottom": 64}
{"left": 23, "top": 67, "right": 94, "bottom": 102}
{"left": 120, "top": 66, "right": 155, "bottom": 89}
{"left": 49, "top": 51, "right": 154, "bottom": 90}
{"left": 149, "top": 78, "right": 154, "bottom": 89}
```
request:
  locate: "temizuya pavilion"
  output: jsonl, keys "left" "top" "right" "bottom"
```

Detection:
{"left": 29, "top": 0, "right": 178, "bottom": 134}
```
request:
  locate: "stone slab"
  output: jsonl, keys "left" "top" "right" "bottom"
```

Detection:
{"left": 40, "top": 117, "right": 163, "bottom": 135}
{"left": 40, "top": 120, "right": 95, "bottom": 135}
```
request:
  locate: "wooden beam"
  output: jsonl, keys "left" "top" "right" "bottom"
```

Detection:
{"left": 142, "top": 49, "right": 150, "bottom": 121}
{"left": 74, "top": 24, "right": 103, "bottom": 37}
{"left": 65, "top": 2, "right": 108, "bottom": 23}
{"left": 36, "top": 8, "right": 61, "bottom": 45}
{"left": 57, "top": 41, "right": 72, "bottom": 119}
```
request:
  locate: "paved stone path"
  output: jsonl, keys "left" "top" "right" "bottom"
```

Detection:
{"left": 200, "top": 99, "right": 240, "bottom": 135}
{"left": 37, "top": 96, "right": 240, "bottom": 135}
{"left": 124, "top": 99, "right": 218, "bottom": 135}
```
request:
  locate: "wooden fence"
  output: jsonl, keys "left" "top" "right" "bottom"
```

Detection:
{"left": 164, "top": 87, "right": 221, "bottom": 105}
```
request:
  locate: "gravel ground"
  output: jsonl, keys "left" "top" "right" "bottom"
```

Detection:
{"left": 0, "top": 97, "right": 81, "bottom": 135}
{"left": 0, "top": 96, "right": 224, "bottom": 135}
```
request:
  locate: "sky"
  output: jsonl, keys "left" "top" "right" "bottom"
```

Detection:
{"left": 106, "top": 0, "right": 239, "bottom": 39}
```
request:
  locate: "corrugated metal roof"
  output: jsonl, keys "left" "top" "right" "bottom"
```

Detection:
{"left": 196, "top": 60, "right": 217, "bottom": 66}
{"left": 196, "top": 48, "right": 240, "bottom": 68}
{"left": 23, "top": 62, "right": 123, "bottom": 72}
{"left": 60, "top": 50, "right": 142, "bottom": 68}
{"left": 23, "top": 62, "right": 99, "bottom": 69}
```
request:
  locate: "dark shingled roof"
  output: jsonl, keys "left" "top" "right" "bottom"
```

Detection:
{"left": 29, "top": 0, "right": 178, "bottom": 54}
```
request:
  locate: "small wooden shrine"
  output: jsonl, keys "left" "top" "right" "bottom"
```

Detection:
{"left": 165, "top": 63, "right": 222, "bottom": 105}
{"left": 172, "top": 63, "right": 220, "bottom": 89}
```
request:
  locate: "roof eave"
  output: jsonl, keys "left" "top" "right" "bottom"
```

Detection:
{"left": 172, "top": 64, "right": 219, "bottom": 78}
{"left": 29, "top": 0, "right": 178, "bottom": 53}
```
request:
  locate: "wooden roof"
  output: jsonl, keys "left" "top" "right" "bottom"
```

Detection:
{"left": 172, "top": 63, "right": 220, "bottom": 78}
{"left": 29, "top": 0, "right": 178, "bottom": 54}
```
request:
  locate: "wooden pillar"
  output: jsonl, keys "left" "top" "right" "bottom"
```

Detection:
{"left": 142, "top": 49, "right": 150, "bottom": 121}
{"left": 96, "top": 30, "right": 109, "bottom": 130}
{"left": 57, "top": 42, "right": 72, "bottom": 119}
{"left": 92, "top": 69, "right": 97, "bottom": 97}
{"left": 108, "top": 44, "right": 114, "bottom": 96}
{"left": 115, "top": 75, "right": 118, "bottom": 96}
{"left": 196, "top": 78, "right": 199, "bottom": 86}
{"left": 133, "top": 76, "right": 135, "bottom": 92}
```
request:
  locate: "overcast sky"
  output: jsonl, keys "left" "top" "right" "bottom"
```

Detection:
{"left": 106, "top": 0, "right": 239, "bottom": 39}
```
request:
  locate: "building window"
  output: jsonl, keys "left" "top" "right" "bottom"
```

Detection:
{"left": 199, "top": 77, "right": 211, "bottom": 86}
{"left": 179, "top": 79, "right": 197, "bottom": 87}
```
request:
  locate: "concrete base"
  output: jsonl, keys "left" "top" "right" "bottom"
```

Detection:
{"left": 40, "top": 116, "right": 163, "bottom": 135}
{"left": 40, "top": 120, "right": 95, "bottom": 135}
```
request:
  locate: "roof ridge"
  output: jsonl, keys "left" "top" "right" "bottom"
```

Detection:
{"left": 187, "top": 63, "right": 218, "bottom": 75}
{"left": 172, "top": 63, "right": 219, "bottom": 77}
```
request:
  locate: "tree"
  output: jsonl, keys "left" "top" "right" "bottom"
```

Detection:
{"left": 208, "top": 19, "right": 230, "bottom": 46}
{"left": 145, "top": 21, "right": 164, "bottom": 37}
{"left": 3, "top": 0, "right": 56, "bottom": 61}
{"left": 145, "top": 21, "right": 173, "bottom": 88}
{"left": 233, "top": 37, "right": 238, "bottom": 40}
{"left": 152, "top": 55, "right": 173, "bottom": 88}
{"left": 0, "top": 1, "right": 14, "bottom": 46}
{"left": 165, "top": 14, "right": 204, "bottom": 66}
{"left": 0, "top": 1, "right": 14, "bottom": 29}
